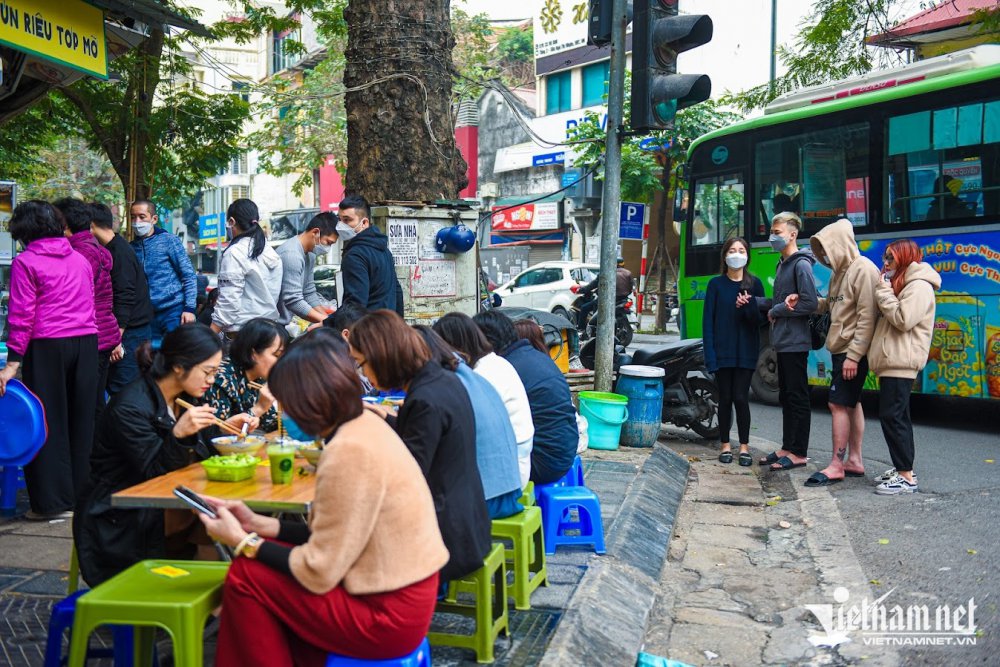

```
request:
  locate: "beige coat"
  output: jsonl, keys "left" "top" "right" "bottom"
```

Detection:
{"left": 288, "top": 410, "right": 449, "bottom": 595}
{"left": 810, "top": 219, "right": 880, "bottom": 362}
{"left": 868, "top": 262, "right": 941, "bottom": 379}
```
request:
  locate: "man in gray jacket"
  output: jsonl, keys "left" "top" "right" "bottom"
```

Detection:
{"left": 276, "top": 212, "right": 340, "bottom": 326}
{"left": 757, "top": 212, "right": 818, "bottom": 471}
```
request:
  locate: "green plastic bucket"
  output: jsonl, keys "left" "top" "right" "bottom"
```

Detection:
{"left": 579, "top": 391, "right": 629, "bottom": 451}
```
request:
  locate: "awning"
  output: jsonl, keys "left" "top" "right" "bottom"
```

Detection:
{"left": 493, "top": 142, "right": 567, "bottom": 173}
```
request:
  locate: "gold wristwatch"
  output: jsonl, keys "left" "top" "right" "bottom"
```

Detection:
{"left": 242, "top": 534, "right": 264, "bottom": 559}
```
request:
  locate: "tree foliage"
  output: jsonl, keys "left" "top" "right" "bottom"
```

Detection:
{"left": 722, "top": 0, "right": 1000, "bottom": 114}
{"left": 568, "top": 73, "right": 738, "bottom": 204}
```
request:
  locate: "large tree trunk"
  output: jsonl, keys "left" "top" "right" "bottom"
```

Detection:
{"left": 343, "top": 0, "right": 468, "bottom": 203}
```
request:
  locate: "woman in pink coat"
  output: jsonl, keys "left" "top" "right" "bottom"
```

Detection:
{"left": 0, "top": 201, "right": 98, "bottom": 520}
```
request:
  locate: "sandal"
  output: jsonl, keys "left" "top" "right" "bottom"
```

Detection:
{"left": 804, "top": 472, "right": 842, "bottom": 487}
{"left": 738, "top": 452, "right": 753, "bottom": 467}
{"left": 718, "top": 450, "right": 734, "bottom": 464}
{"left": 759, "top": 451, "right": 780, "bottom": 466}
{"left": 769, "top": 455, "right": 807, "bottom": 471}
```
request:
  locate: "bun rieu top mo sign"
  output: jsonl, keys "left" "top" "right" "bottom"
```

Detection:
{"left": 0, "top": 0, "right": 107, "bottom": 79}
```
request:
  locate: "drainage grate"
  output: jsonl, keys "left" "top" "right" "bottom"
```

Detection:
{"left": 429, "top": 608, "right": 562, "bottom": 666}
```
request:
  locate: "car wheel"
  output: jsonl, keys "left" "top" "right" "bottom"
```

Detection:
{"left": 751, "top": 345, "right": 780, "bottom": 405}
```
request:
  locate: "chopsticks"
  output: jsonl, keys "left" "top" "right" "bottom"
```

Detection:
{"left": 248, "top": 381, "right": 265, "bottom": 390}
{"left": 175, "top": 398, "right": 244, "bottom": 436}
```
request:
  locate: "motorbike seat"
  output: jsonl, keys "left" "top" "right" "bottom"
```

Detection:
{"left": 630, "top": 338, "right": 703, "bottom": 366}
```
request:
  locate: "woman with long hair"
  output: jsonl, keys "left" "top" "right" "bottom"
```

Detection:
{"left": 204, "top": 318, "right": 288, "bottom": 433}
{"left": 211, "top": 199, "right": 283, "bottom": 335}
{"left": 196, "top": 334, "right": 447, "bottom": 665}
{"left": 869, "top": 239, "right": 940, "bottom": 495}
{"left": 0, "top": 200, "right": 98, "bottom": 520}
{"left": 513, "top": 319, "right": 548, "bottom": 354}
{"left": 350, "top": 310, "right": 491, "bottom": 583}
{"left": 73, "top": 324, "right": 253, "bottom": 585}
{"left": 702, "top": 237, "right": 765, "bottom": 466}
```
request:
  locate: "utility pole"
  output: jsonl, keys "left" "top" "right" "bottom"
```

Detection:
{"left": 770, "top": 0, "right": 778, "bottom": 87}
{"left": 593, "top": 0, "right": 629, "bottom": 393}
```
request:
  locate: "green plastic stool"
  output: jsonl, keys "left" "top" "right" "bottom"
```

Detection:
{"left": 518, "top": 481, "right": 535, "bottom": 507}
{"left": 68, "top": 560, "right": 229, "bottom": 667}
{"left": 67, "top": 544, "right": 80, "bottom": 595}
{"left": 428, "top": 543, "right": 509, "bottom": 663}
{"left": 491, "top": 505, "right": 548, "bottom": 610}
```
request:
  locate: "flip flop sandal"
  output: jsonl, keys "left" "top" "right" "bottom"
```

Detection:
{"left": 804, "top": 472, "right": 842, "bottom": 487}
{"left": 738, "top": 452, "right": 753, "bottom": 467}
{"left": 769, "top": 456, "right": 807, "bottom": 471}
{"left": 718, "top": 451, "right": 734, "bottom": 464}
{"left": 758, "top": 451, "right": 780, "bottom": 466}
{"left": 844, "top": 470, "right": 866, "bottom": 477}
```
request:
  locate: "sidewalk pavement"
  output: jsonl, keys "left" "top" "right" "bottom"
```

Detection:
{"left": 0, "top": 430, "right": 893, "bottom": 666}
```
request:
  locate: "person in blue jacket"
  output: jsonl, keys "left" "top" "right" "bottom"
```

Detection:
{"left": 335, "top": 195, "right": 404, "bottom": 316}
{"left": 129, "top": 200, "right": 198, "bottom": 344}
{"left": 474, "top": 310, "right": 578, "bottom": 485}
{"left": 702, "top": 237, "right": 765, "bottom": 466}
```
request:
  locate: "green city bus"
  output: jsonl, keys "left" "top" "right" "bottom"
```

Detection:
{"left": 678, "top": 45, "right": 1000, "bottom": 403}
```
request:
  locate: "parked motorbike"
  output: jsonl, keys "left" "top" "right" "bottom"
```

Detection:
{"left": 578, "top": 337, "right": 719, "bottom": 440}
{"left": 569, "top": 289, "right": 635, "bottom": 346}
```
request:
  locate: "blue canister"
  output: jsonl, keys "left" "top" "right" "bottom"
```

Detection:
{"left": 614, "top": 365, "right": 665, "bottom": 447}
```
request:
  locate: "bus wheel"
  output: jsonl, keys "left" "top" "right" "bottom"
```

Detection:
{"left": 752, "top": 345, "right": 780, "bottom": 405}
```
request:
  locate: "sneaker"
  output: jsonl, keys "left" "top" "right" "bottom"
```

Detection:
{"left": 874, "top": 468, "right": 917, "bottom": 484}
{"left": 875, "top": 475, "right": 918, "bottom": 495}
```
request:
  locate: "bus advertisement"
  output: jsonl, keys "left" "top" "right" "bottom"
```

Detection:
{"left": 679, "top": 46, "right": 1000, "bottom": 403}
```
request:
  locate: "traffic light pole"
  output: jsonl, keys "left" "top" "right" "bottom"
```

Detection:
{"left": 593, "top": 0, "right": 629, "bottom": 393}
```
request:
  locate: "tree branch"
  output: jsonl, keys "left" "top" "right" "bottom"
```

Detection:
{"left": 58, "top": 86, "right": 126, "bottom": 177}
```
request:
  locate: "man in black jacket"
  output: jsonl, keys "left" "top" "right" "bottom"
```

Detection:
{"left": 336, "top": 195, "right": 404, "bottom": 316}
{"left": 90, "top": 203, "right": 155, "bottom": 394}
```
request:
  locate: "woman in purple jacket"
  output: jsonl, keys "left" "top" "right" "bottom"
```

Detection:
{"left": 0, "top": 201, "right": 99, "bottom": 520}
{"left": 56, "top": 198, "right": 122, "bottom": 419}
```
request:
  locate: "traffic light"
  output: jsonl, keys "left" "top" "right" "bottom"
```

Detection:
{"left": 631, "top": 0, "right": 713, "bottom": 131}
{"left": 588, "top": 0, "right": 633, "bottom": 48}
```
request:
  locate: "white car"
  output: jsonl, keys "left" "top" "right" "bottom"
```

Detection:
{"left": 494, "top": 261, "right": 599, "bottom": 321}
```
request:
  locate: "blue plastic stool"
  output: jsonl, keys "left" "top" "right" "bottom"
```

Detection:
{"left": 533, "top": 455, "right": 585, "bottom": 501}
{"left": 1, "top": 465, "right": 26, "bottom": 512}
{"left": 537, "top": 485, "right": 606, "bottom": 555}
{"left": 326, "top": 637, "right": 431, "bottom": 666}
{"left": 45, "top": 590, "right": 140, "bottom": 667}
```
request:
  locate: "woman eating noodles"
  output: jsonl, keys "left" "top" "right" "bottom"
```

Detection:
{"left": 197, "top": 333, "right": 447, "bottom": 666}
{"left": 204, "top": 317, "right": 288, "bottom": 432}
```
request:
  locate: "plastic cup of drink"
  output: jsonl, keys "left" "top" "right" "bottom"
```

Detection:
{"left": 267, "top": 445, "right": 296, "bottom": 485}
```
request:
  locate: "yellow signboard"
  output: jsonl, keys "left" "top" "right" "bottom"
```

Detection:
{"left": 0, "top": 0, "right": 107, "bottom": 79}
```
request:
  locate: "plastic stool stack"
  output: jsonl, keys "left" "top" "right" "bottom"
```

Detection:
{"left": 326, "top": 637, "right": 431, "bottom": 666}
{"left": 45, "top": 590, "right": 138, "bottom": 667}
{"left": 490, "top": 505, "right": 548, "bottom": 610}
{"left": 535, "top": 456, "right": 606, "bottom": 555}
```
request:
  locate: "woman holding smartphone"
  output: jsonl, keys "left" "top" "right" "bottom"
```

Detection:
{"left": 702, "top": 237, "right": 765, "bottom": 466}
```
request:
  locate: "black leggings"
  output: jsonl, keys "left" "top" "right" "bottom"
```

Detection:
{"left": 715, "top": 367, "right": 754, "bottom": 445}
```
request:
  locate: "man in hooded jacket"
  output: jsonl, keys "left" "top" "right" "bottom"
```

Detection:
{"left": 790, "top": 218, "right": 879, "bottom": 486}
{"left": 335, "top": 195, "right": 404, "bottom": 316}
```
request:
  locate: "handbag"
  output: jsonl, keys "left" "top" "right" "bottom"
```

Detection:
{"left": 790, "top": 257, "right": 829, "bottom": 350}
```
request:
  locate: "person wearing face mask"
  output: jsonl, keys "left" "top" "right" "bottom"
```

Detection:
{"left": 277, "top": 212, "right": 340, "bottom": 327}
{"left": 703, "top": 237, "right": 765, "bottom": 466}
{"left": 756, "top": 212, "right": 818, "bottom": 471}
{"left": 211, "top": 199, "right": 283, "bottom": 336}
{"left": 786, "top": 219, "right": 879, "bottom": 487}
{"left": 129, "top": 199, "right": 198, "bottom": 344}
{"left": 337, "top": 194, "right": 405, "bottom": 316}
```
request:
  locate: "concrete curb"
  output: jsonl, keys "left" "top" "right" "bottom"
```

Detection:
{"left": 540, "top": 444, "right": 690, "bottom": 666}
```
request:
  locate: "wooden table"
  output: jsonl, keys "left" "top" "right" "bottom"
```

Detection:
{"left": 112, "top": 460, "right": 317, "bottom": 513}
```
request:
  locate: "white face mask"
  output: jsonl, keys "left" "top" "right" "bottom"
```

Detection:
{"left": 725, "top": 254, "right": 748, "bottom": 270}
{"left": 884, "top": 269, "right": 895, "bottom": 279}
{"left": 133, "top": 221, "right": 153, "bottom": 238}
{"left": 336, "top": 221, "right": 358, "bottom": 242}
{"left": 768, "top": 233, "right": 789, "bottom": 252}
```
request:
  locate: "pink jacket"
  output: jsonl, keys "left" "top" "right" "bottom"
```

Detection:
{"left": 69, "top": 231, "right": 122, "bottom": 352}
{"left": 6, "top": 237, "right": 97, "bottom": 362}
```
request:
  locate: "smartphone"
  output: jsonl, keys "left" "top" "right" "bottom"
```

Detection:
{"left": 173, "top": 486, "right": 218, "bottom": 518}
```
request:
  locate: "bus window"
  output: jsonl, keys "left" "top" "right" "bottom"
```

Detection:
{"left": 886, "top": 100, "right": 999, "bottom": 224}
{"left": 754, "top": 123, "right": 870, "bottom": 236}
{"left": 690, "top": 174, "right": 744, "bottom": 246}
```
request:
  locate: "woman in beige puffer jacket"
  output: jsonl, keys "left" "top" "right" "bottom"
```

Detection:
{"left": 869, "top": 239, "right": 941, "bottom": 496}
